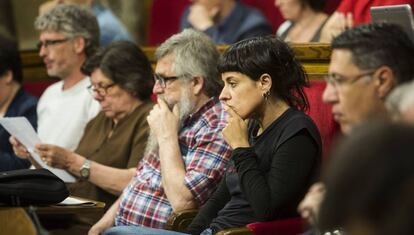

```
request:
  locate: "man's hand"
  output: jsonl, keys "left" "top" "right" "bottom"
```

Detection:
{"left": 10, "top": 136, "right": 31, "bottom": 159}
{"left": 298, "top": 182, "right": 326, "bottom": 225}
{"left": 88, "top": 213, "right": 115, "bottom": 235}
{"left": 35, "top": 144, "right": 75, "bottom": 169}
{"left": 188, "top": 4, "right": 219, "bottom": 31}
{"left": 147, "top": 98, "right": 180, "bottom": 143}
{"left": 222, "top": 106, "right": 249, "bottom": 149}
{"left": 319, "top": 12, "right": 353, "bottom": 43}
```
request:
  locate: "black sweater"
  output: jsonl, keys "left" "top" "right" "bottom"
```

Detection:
{"left": 187, "top": 108, "right": 321, "bottom": 234}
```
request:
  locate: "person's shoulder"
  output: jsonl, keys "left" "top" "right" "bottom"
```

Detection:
{"left": 39, "top": 81, "right": 62, "bottom": 99}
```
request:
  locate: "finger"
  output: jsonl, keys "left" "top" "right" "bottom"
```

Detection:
{"left": 225, "top": 105, "right": 241, "bottom": 120}
{"left": 157, "top": 97, "right": 169, "bottom": 110}
{"left": 346, "top": 12, "right": 353, "bottom": 28}
{"left": 172, "top": 104, "right": 180, "bottom": 117}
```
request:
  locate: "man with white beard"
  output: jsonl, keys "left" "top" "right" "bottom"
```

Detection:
{"left": 89, "top": 29, "right": 232, "bottom": 235}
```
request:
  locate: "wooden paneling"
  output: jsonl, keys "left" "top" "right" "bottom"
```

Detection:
{"left": 21, "top": 43, "right": 331, "bottom": 82}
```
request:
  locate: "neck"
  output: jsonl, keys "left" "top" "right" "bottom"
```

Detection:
{"left": 257, "top": 99, "right": 290, "bottom": 131}
{"left": 295, "top": 6, "right": 321, "bottom": 27}
{"left": 0, "top": 82, "right": 20, "bottom": 114}
{"left": 190, "top": 93, "right": 211, "bottom": 115}
{"left": 217, "top": 0, "right": 236, "bottom": 23}
{"left": 62, "top": 57, "right": 87, "bottom": 90}
{"left": 113, "top": 99, "right": 143, "bottom": 124}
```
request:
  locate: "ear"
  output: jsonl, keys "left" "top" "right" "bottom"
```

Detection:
{"left": 191, "top": 76, "right": 205, "bottom": 96}
{"left": 374, "top": 66, "right": 396, "bottom": 99}
{"left": 258, "top": 73, "right": 272, "bottom": 93}
{"left": 1, "top": 70, "right": 14, "bottom": 84}
{"left": 72, "top": 36, "right": 86, "bottom": 54}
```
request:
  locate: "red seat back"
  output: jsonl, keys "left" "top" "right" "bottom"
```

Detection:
{"left": 23, "top": 81, "right": 56, "bottom": 98}
{"left": 247, "top": 217, "right": 306, "bottom": 235}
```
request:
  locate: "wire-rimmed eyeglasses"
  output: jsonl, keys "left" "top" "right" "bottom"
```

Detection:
{"left": 87, "top": 83, "right": 116, "bottom": 96}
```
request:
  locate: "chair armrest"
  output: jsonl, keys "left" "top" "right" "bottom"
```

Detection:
{"left": 164, "top": 209, "right": 198, "bottom": 232}
{"left": 216, "top": 227, "right": 253, "bottom": 235}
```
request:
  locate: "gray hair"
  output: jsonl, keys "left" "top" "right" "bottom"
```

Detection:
{"left": 155, "top": 29, "right": 222, "bottom": 97}
{"left": 35, "top": 4, "right": 100, "bottom": 57}
{"left": 386, "top": 80, "right": 414, "bottom": 119}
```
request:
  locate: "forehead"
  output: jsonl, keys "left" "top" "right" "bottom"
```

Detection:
{"left": 90, "top": 69, "right": 112, "bottom": 84}
{"left": 155, "top": 54, "right": 176, "bottom": 75}
{"left": 39, "top": 31, "right": 66, "bottom": 40}
{"left": 329, "top": 49, "right": 361, "bottom": 74}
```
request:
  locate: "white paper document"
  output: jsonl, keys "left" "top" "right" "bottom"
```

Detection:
{"left": 57, "top": 196, "right": 97, "bottom": 206}
{"left": 0, "top": 117, "right": 76, "bottom": 182}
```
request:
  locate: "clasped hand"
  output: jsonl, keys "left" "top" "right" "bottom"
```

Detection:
{"left": 222, "top": 106, "right": 249, "bottom": 149}
{"left": 147, "top": 98, "right": 180, "bottom": 142}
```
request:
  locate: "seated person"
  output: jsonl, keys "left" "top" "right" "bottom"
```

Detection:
{"left": 298, "top": 23, "right": 414, "bottom": 234}
{"left": 88, "top": 29, "right": 232, "bottom": 235}
{"left": 103, "top": 36, "right": 322, "bottom": 235}
{"left": 0, "top": 36, "right": 38, "bottom": 171}
{"left": 276, "top": 0, "right": 328, "bottom": 42}
{"left": 12, "top": 41, "right": 154, "bottom": 209}
{"left": 39, "top": 0, "right": 132, "bottom": 46}
{"left": 319, "top": 0, "right": 414, "bottom": 42}
{"left": 318, "top": 122, "right": 414, "bottom": 235}
{"left": 180, "top": 0, "right": 272, "bottom": 44}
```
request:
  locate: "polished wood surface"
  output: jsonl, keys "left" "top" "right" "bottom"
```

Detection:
{"left": 0, "top": 207, "right": 37, "bottom": 235}
{"left": 21, "top": 43, "right": 331, "bottom": 83}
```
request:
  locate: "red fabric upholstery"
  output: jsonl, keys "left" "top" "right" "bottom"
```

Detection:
{"left": 147, "top": 0, "right": 191, "bottom": 46}
{"left": 304, "top": 80, "right": 340, "bottom": 159}
{"left": 23, "top": 81, "right": 56, "bottom": 98}
{"left": 247, "top": 217, "right": 306, "bottom": 235}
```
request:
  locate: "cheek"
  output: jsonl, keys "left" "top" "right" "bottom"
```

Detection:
{"left": 231, "top": 92, "right": 263, "bottom": 119}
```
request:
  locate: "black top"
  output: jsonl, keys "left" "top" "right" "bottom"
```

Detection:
{"left": 187, "top": 108, "right": 321, "bottom": 234}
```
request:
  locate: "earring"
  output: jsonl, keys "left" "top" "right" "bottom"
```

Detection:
{"left": 263, "top": 90, "right": 271, "bottom": 101}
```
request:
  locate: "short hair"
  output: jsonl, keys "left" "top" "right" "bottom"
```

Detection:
{"left": 155, "top": 29, "right": 222, "bottom": 97}
{"left": 81, "top": 41, "right": 154, "bottom": 101}
{"left": 319, "top": 122, "right": 414, "bottom": 234}
{"left": 386, "top": 80, "right": 414, "bottom": 118}
{"left": 0, "top": 36, "right": 22, "bottom": 83}
{"left": 301, "top": 0, "right": 325, "bottom": 12}
{"left": 35, "top": 4, "right": 100, "bottom": 57}
{"left": 218, "top": 36, "right": 309, "bottom": 111}
{"left": 332, "top": 23, "right": 414, "bottom": 84}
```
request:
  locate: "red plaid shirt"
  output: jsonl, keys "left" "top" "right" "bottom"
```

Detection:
{"left": 115, "top": 98, "right": 232, "bottom": 228}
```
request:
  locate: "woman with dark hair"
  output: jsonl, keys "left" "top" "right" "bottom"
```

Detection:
{"left": 102, "top": 37, "right": 321, "bottom": 235}
{"left": 275, "top": 0, "right": 328, "bottom": 42}
{"left": 13, "top": 41, "right": 154, "bottom": 209}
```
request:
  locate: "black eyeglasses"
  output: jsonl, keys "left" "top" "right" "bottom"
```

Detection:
{"left": 36, "top": 38, "right": 70, "bottom": 50}
{"left": 324, "top": 71, "right": 376, "bottom": 90}
{"left": 87, "top": 83, "right": 116, "bottom": 96}
{"left": 153, "top": 74, "right": 180, "bottom": 88}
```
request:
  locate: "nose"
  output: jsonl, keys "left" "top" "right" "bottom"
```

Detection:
{"left": 322, "top": 83, "right": 338, "bottom": 104}
{"left": 38, "top": 45, "right": 47, "bottom": 57}
{"left": 152, "top": 79, "right": 164, "bottom": 94}
{"left": 219, "top": 86, "right": 230, "bottom": 101}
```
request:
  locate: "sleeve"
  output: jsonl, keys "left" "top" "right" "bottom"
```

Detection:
{"left": 183, "top": 127, "right": 232, "bottom": 205}
{"left": 336, "top": 0, "right": 353, "bottom": 13}
{"left": 126, "top": 114, "right": 150, "bottom": 168}
{"left": 232, "top": 129, "right": 318, "bottom": 221}
{"left": 186, "top": 177, "right": 231, "bottom": 235}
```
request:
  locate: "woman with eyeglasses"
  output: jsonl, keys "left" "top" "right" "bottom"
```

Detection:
{"left": 12, "top": 41, "right": 154, "bottom": 211}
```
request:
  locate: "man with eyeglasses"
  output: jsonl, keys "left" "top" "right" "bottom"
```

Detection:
{"left": 89, "top": 29, "right": 232, "bottom": 235}
{"left": 298, "top": 23, "right": 414, "bottom": 234}
{"left": 31, "top": 4, "right": 100, "bottom": 151}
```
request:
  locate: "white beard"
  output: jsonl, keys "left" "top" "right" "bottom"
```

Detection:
{"left": 143, "top": 86, "right": 193, "bottom": 156}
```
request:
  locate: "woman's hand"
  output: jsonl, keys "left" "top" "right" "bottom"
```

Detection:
{"left": 222, "top": 106, "right": 250, "bottom": 149}
{"left": 319, "top": 12, "right": 353, "bottom": 43}
{"left": 35, "top": 144, "right": 75, "bottom": 169}
{"left": 9, "top": 136, "right": 31, "bottom": 159}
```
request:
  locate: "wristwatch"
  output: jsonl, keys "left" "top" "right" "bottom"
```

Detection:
{"left": 79, "top": 159, "right": 91, "bottom": 180}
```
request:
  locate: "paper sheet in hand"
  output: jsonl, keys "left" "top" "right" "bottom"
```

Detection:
{"left": 0, "top": 117, "right": 76, "bottom": 182}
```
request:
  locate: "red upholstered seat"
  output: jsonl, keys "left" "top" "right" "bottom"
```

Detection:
{"left": 247, "top": 217, "right": 306, "bottom": 235}
{"left": 23, "top": 80, "right": 56, "bottom": 98}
